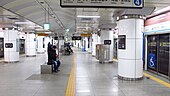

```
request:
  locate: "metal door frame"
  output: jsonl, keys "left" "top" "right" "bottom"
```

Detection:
{"left": 146, "top": 33, "right": 170, "bottom": 80}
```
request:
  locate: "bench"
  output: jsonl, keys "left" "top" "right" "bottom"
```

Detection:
{"left": 40, "top": 64, "right": 52, "bottom": 74}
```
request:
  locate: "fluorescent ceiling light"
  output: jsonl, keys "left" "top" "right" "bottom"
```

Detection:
{"left": 124, "top": 15, "right": 128, "bottom": 18}
{"left": 15, "top": 22, "right": 33, "bottom": 25}
{"left": 77, "top": 15, "right": 100, "bottom": 18}
{"left": 66, "top": 29, "right": 70, "bottom": 32}
{"left": 44, "top": 32, "right": 52, "bottom": 34}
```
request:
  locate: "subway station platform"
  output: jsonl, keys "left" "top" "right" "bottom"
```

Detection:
{"left": 0, "top": 48, "right": 169, "bottom": 96}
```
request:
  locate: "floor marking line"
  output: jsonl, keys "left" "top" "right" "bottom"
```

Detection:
{"left": 65, "top": 53, "right": 76, "bottom": 96}
{"left": 113, "top": 59, "right": 118, "bottom": 62}
{"left": 144, "top": 73, "right": 170, "bottom": 88}
{"left": 113, "top": 59, "right": 170, "bottom": 88}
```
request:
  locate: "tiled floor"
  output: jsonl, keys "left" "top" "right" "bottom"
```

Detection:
{"left": 75, "top": 49, "right": 170, "bottom": 96}
{"left": 0, "top": 49, "right": 170, "bottom": 96}
{"left": 0, "top": 53, "right": 73, "bottom": 96}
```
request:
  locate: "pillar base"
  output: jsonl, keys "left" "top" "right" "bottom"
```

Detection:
{"left": 4, "top": 61, "right": 19, "bottom": 63}
{"left": 88, "top": 52, "right": 92, "bottom": 54}
{"left": 118, "top": 75, "right": 143, "bottom": 81}
{"left": 26, "top": 55, "right": 36, "bottom": 57}
{"left": 99, "top": 60, "right": 113, "bottom": 64}
{"left": 92, "top": 55, "right": 96, "bottom": 57}
{"left": 37, "top": 52, "right": 45, "bottom": 54}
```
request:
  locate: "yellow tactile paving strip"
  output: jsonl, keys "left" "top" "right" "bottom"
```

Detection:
{"left": 65, "top": 53, "right": 76, "bottom": 96}
{"left": 144, "top": 73, "right": 170, "bottom": 88}
{"left": 113, "top": 58, "right": 118, "bottom": 62}
{"left": 111, "top": 59, "right": 170, "bottom": 89}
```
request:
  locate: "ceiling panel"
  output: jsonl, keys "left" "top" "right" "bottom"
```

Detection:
{"left": 0, "top": 0, "right": 169, "bottom": 34}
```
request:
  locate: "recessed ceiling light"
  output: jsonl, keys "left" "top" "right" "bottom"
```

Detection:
{"left": 124, "top": 15, "right": 128, "bottom": 18}
{"left": 40, "top": 2, "right": 44, "bottom": 4}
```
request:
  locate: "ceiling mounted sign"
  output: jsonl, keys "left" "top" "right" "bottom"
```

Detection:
{"left": 72, "top": 36, "right": 82, "bottom": 40}
{"left": 37, "top": 33, "right": 49, "bottom": 36}
{"left": 60, "top": 0, "right": 143, "bottom": 8}
{"left": 43, "top": 23, "right": 51, "bottom": 30}
{"left": 80, "top": 34, "right": 92, "bottom": 37}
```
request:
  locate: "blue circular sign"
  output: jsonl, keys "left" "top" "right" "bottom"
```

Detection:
{"left": 134, "top": 0, "right": 142, "bottom": 6}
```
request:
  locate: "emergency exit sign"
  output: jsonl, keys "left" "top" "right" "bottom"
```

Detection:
{"left": 60, "top": 0, "right": 143, "bottom": 8}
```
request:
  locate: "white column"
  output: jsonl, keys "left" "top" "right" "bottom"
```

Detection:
{"left": 100, "top": 30, "right": 114, "bottom": 62}
{"left": 4, "top": 30, "right": 19, "bottom": 62}
{"left": 82, "top": 37, "right": 85, "bottom": 51}
{"left": 82, "top": 37, "right": 88, "bottom": 52}
{"left": 75, "top": 40, "right": 81, "bottom": 48}
{"left": 85, "top": 37, "right": 88, "bottom": 52}
{"left": 92, "top": 34, "right": 100, "bottom": 56}
{"left": 25, "top": 34, "right": 36, "bottom": 57}
{"left": 74, "top": 40, "right": 77, "bottom": 47}
{"left": 59, "top": 40, "right": 64, "bottom": 49}
{"left": 118, "top": 18, "right": 144, "bottom": 80}
{"left": 37, "top": 36, "right": 45, "bottom": 53}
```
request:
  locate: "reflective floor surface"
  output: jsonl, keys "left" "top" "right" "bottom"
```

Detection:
{"left": 0, "top": 49, "right": 169, "bottom": 96}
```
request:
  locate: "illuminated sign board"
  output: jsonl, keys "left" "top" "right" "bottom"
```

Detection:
{"left": 60, "top": 0, "right": 143, "bottom": 8}
{"left": 72, "top": 36, "right": 81, "bottom": 40}
{"left": 80, "top": 34, "right": 92, "bottom": 37}
{"left": 104, "top": 40, "right": 111, "bottom": 45}
{"left": 5, "top": 43, "right": 13, "bottom": 48}
{"left": 43, "top": 23, "right": 51, "bottom": 30}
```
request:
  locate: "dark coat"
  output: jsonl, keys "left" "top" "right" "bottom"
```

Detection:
{"left": 48, "top": 49, "right": 57, "bottom": 61}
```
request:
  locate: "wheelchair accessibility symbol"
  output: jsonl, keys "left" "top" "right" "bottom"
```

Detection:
{"left": 149, "top": 54, "right": 156, "bottom": 68}
{"left": 149, "top": 57, "right": 154, "bottom": 67}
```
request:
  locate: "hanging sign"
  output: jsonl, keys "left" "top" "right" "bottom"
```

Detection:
{"left": 5, "top": 43, "right": 13, "bottom": 48}
{"left": 43, "top": 23, "right": 51, "bottom": 30}
{"left": 72, "top": 36, "right": 82, "bottom": 40}
{"left": 80, "top": 34, "right": 92, "bottom": 37}
{"left": 37, "top": 33, "right": 49, "bottom": 36}
{"left": 60, "top": 0, "right": 143, "bottom": 8}
{"left": 54, "top": 36, "right": 65, "bottom": 40}
{"left": 104, "top": 40, "right": 111, "bottom": 45}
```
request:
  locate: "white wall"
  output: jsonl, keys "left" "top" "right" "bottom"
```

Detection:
{"left": 0, "top": 31, "right": 4, "bottom": 38}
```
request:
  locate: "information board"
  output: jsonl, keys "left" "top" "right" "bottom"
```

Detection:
{"left": 60, "top": 0, "right": 143, "bottom": 8}
{"left": 104, "top": 40, "right": 111, "bottom": 45}
{"left": 118, "top": 35, "right": 126, "bottom": 49}
{"left": 5, "top": 43, "right": 13, "bottom": 48}
{"left": 54, "top": 36, "right": 65, "bottom": 40}
{"left": 72, "top": 36, "right": 81, "bottom": 40}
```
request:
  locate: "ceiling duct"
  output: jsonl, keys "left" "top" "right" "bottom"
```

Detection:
{"left": 122, "top": 7, "right": 155, "bottom": 16}
{"left": 99, "top": 23, "right": 117, "bottom": 30}
{"left": 113, "top": 7, "right": 155, "bottom": 21}
{"left": 8, "top": 17, "right": 19, "bottom": 20}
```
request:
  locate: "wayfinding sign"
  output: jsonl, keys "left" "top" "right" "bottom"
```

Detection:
{"left": 60, "top": 0, "right": 143, "bottom": 8}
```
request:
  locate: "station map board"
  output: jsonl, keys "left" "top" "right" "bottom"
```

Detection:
{"left": 60, "top": 0, "right": 143, "bottom": 8}
{"left": 118, "top": 35, "right": 126, "bottom": 49}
